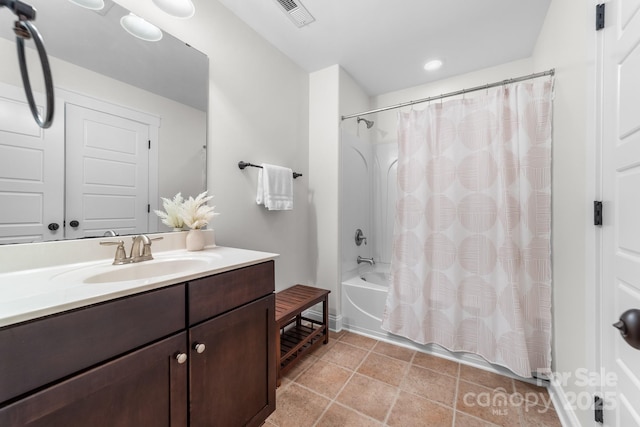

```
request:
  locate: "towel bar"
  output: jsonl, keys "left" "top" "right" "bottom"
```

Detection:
{"left": 238, "top": 161, "right": 302, "bottom": 179}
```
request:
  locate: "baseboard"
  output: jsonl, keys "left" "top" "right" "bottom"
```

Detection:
{"left": 548, "top": 379, "right": 582, "bottom": 427}
{"left": 305, "top": 309, "right": 342, "bottom": 332}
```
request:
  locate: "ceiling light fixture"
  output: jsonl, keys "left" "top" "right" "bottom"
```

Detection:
{"left": 68, "top": 0, "right": 105, "bottom": 10}
{"left": 424, "top": 59, "right": 443, "bottom": 72}
{"left": 120, "top": 13, "right": 163, "bottom": 42}
{"left": 152, "top": 0, "right": 195, "bottom": 19}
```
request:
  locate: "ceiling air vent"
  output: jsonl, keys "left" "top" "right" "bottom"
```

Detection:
{"left": 274, "top": 0, "right": 315, "bottom": 27}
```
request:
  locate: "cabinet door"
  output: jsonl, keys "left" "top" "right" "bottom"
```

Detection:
{"left": 190, "top": 294, "right": 276, "bottom": 427}
{"left": 0, "top": 333, "right": 188, "bottom": 427}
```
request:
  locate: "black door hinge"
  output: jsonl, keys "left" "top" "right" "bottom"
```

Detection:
{"left": 148, "top": 140, "right": 151, "bottom": 149}
{"left": 147, "top": 204, "right": 150, "bottom": 213}
{"left": 594, "top": 201, "right": 603, "bottom": 226}
{"left": 596, "top": 4, "right": 605, "bottom": 30}
{"left": 594, "top": 395, "right": 604, "bottom": 423}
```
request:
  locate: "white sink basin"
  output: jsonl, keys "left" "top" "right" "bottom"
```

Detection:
{"left": 47, "top": 254, "right": 219, "bottom": 286}
{"left": 83, "top": 258, "right": 210, "bottom": 284}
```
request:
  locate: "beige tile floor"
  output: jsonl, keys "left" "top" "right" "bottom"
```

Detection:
{"left": 266, "top": 330, "right": 562, "bottom": 427}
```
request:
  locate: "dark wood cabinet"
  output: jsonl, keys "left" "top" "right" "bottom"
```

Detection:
{"left": 0, "top": 260, "right": 276, "bottom": 427}
{"left": 188, "top": 261, "right": 274, "bottom": 325}
{"left": 0, "top": 284, "right": 185, "bottom": 403}
{"left": 190, "top": 294, "right": 276, "bottom": 427}
{"left": 0, "top": 333, "right": 188, "bottom": 427}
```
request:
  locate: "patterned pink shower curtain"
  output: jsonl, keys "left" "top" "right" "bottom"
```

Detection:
{"left": 381, "top": 80, "right": 553, "bottom": 378}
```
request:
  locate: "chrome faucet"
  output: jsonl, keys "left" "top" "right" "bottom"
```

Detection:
{"left": 100, "top": 234, "right": 163, "bottom": 265}
{"left": 357, "top": 256, "right": 375, "bottom": 265}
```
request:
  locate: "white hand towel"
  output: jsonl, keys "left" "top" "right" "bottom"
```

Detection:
{"left": 256, "top": 163, "right": 293, "bottom": 210}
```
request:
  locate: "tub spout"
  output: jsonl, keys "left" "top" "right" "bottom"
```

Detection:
{"left": 357, "top": 256, "right": 375, "bottom": 265}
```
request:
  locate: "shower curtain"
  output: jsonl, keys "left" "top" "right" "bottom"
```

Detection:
{"left": 381, "top": 80, "right": 553, "bottom": 378}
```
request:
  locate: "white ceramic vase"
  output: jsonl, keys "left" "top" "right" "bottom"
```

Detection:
{"left": 185, "top": 229, "right": 205, "bottom": 251}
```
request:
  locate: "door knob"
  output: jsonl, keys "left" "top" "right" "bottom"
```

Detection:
{"left": 613, "top": 309, "right": 640, "bottom": 350}
{"left": 48, "top": 223, "right": 59, "bottom": 231}
{"left": 69, "top": 220, "right": 79, "bottom": 228}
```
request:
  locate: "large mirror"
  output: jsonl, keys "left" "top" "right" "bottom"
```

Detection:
{"left": 0, "top": 0, "right": 208, "bottom": 244}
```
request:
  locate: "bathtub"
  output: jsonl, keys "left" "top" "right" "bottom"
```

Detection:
{"left": 341, "top": 266, "right": 531, "bottom": 382}
{"left": 341, "top": 267, "right": 391, "bottom": 339}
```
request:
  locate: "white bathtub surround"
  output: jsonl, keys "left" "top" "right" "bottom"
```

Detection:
{"left": 340, "top": 130, "right": 373, "bottom": 274}
{"left": 382, "top": 80, "right": 554, "bottom": 379}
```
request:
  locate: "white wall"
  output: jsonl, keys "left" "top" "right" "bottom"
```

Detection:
{"left": 307, "top": 65, "right": 372, "bottom": 323}
{"left": 309, "top": 65, "right": 341, "bottom": 317}
{"left": 532, "top": 0, "right": 591, "bottom": 425}
{"left": 106, "top": 0, "right": 312, "bottom": 290}
{"left": 372, "top": 58, "right": 534, "bottom": 144}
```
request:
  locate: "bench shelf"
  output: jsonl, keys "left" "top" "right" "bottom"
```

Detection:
{"left": 275, "top": 285, "right": 330, "bottom": 385}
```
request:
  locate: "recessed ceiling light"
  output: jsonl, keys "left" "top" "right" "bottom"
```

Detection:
{"left": 120, "top": 13, "right": 163, "bottom": 42}
{"left": 68, "top": 0, "right": 104, "bottom": 10}
{"left": 424, "top": 59, "right": 443, "bottom": 72}
{"left": 152, "top": 0, "right": 195, "bottom": 19}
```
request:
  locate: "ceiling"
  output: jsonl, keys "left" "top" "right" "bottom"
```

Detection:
{"left": 216, "top": 0, "right": 553, "bottom": 95}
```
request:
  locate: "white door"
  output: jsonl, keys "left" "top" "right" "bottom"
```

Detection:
{"left": 601, "top": 0, "right": 640, "bottom": 424}
{"left": 0, "top": 82, "right": 64, "bottom": 244}
{"left": 65, "top": 103, "right": 150, "bottom": 239}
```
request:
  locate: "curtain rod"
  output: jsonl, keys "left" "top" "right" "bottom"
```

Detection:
{"left": 341, "top": 68, "right": 555, "bottom": 120}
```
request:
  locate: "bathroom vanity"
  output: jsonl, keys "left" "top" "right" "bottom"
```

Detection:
{"left": 0, "top": 240, "right": 277, "bottom": 427}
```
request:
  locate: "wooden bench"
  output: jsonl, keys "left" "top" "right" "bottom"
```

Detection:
{"left": 275, "top": 285, "right": 330, "bottom": 385}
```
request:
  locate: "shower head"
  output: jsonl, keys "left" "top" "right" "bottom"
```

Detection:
{"left": 357, "top": 117, "right": 374, "bottom": 129}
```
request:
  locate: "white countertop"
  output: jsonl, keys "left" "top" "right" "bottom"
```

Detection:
{"left": 0, "top": 245, "right": 278, "bottom": 328}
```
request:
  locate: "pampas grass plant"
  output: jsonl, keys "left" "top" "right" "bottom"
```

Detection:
{"left": 179, "top": 191, "right": 218, "bottom": 230}
{"left": 154, "top": 192, "right": 185, "bottom": 229}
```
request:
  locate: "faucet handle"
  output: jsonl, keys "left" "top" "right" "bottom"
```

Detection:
{"left": 100, "top": 240, "right": 127, "bottom": 264}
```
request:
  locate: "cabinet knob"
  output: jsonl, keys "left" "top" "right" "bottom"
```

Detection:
{"left": 175, "top": 353, "right": 188, "bottom": 364}
{"left": 193, "top": 343, "right": 206, "bottom": 354}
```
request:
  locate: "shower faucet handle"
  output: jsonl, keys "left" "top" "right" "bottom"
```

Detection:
{"left": 355, "top": 228, "right": 367, "bottom": 246}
